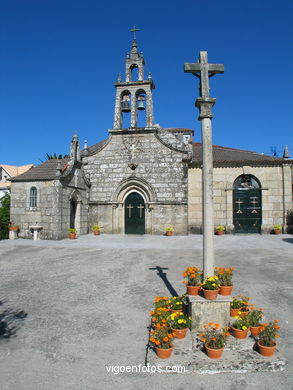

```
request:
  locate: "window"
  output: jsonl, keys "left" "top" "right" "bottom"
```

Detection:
{"left": 29, "top": 187, "right": 37, "bottom": 208}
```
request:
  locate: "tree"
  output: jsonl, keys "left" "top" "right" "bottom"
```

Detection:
{"left": 0, "top": 193, "right": 10, "bottom": 240}
{"left": 45, "top": 153, "right": 69, "bottom": 160}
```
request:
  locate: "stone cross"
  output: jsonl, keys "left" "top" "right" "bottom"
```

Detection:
{"left": 184, "top": 51, "right": 224, "bottom": 99}
{"left": 137, "top": 204, "right": 144, "bottom": 218}
{"left": 126, "top": 204, "right": 133, "bottom": 218}
{"left": 184, "top": 51, "right": 224, "bottom": 278}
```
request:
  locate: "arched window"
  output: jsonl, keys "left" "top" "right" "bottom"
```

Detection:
{"left": 233, "top": 175, "right": 261, "bottom": 190}
{"left": 29, "top": 187, "right": 37, "bottom": 208}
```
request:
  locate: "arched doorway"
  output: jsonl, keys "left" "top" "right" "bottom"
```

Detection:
{"left": 125, "top": 192, "right": 145, "bottom": 234}
{"left": 233, "top": 175, "right": 262, "bottom": 233}
{"left": 70, "top": 198, "right": 77, "bottom": 229}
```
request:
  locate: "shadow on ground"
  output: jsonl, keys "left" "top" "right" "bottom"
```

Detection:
{"left": 0, "top": 306, "right": 27, "bottom": 339}
{"left": 282, "top": 238, "right": 293, "bottom": 244}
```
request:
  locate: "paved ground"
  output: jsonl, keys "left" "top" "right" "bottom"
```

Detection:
{"left": 0, "top": 234, "right": 292, "bottom": 390}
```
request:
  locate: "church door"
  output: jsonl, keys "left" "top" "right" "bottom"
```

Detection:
{"left": 125, "top": 192, "right": 145, "bottom": 234}
{"left": 233, "top": 175, "right": 262, "bottom": 233}
{"left": 70, "top": 198, "right": 77, "bottom": 229}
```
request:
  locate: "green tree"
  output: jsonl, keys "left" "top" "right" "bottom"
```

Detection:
{"left": 0, "top": 193, "right": 10, "bottom": 240}
{"left": 45, "top": 153, "right": 69, "bottom": 160}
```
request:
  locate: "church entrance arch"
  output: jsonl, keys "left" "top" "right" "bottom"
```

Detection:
{"left": 70, "top": 198, "right": 77, "bottom": 229}
{"left": 233, "top": 175, "right": 262, "bottom": 233}
{"left": 69, "top": 190, "right": 82, "bottom": 233}
{"left": 124, "top": 192, "right": 145, "bottom": 234}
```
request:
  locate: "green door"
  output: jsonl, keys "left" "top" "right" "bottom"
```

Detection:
{"left": 233, "top": 189, "right": 262, "bottom": 233}
{"left": 125, "top": 192, "right": 145, "bottom": 234}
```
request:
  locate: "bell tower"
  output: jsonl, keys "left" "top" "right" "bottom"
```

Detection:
{"left": 113, "top": 28, "right": 155, "bottom": 130}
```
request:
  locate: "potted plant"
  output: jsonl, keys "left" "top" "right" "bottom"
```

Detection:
{"left": 246, "top": 305, "right": 264, "bottom": 336}
{"left": 168, "top": 311, "right": 191, "bottom": 339}
{"left": 165, "top": 226, "right": 174, "bottom": 236}
{"left": 182, "top": 266, "right": 202, "bottom": 295}
{"left": 68, "top": 228, "right": 77, "bottom": 239}
{"left": 215, "top": 225, "right": 225, "bottom": 235}
{"left": 215, "top": 267, "right": 234, "bottom": 296}
{"left": 200, "top": 322, "right": 230, "bottom": 359}
{"left": 232, "top": 316, "right": 249, "bottom": 339}
{"left": 150, "top": 306, "right": 171, "bottom": 329}
{"left": 154, "top": 296, "right": 169, "bottom": 309}
{"left": 150, "top": 327, "right": 174, "bottom": 359}
{"left": 168, "top": 296, "right": 183, "bottom": 313}
{"left": 273, "top": 224, "right": 282, "bottom": 235}
{"left": 92, "top": 225, "right": 102, "bottom": 235}
{"left": 201, "top": 275, "right": 220, "bottom": 300}
{"left": 230, "top": 295, "right": 250, "bottom": 317}
{"left": 8, "top": 224, "right": 19, "bottom": 231}
{"left": 257, "top": 320, "right": 279, "bottom": 357}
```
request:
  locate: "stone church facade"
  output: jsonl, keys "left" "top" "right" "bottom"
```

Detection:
{"left": 10, "top": 39, "right": 293, "bottom": 239}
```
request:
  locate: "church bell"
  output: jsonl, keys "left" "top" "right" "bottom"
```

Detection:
{"left": 121, "top": 100, "right": 131, "bottom": 112}
{"left": 136, "top": 96, "right": 145, "bottom": 111}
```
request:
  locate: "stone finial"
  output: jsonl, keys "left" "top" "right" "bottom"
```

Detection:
{"left": 70, "top": 132, "right": 81, "bottom": 162}
{"left": 117, "top": 72, "right": 122, "bottom": 83}
{"left": 148, "top": 72, "right": 152, "bottom": 80}
{"left": 283, "top": 145, "right": 290, "bottom": 159}
{"left": 84, "top": 140, "right": 88, "bottom": 149}
{"left": 56, "top": 160, "right": 62, "bottom": 177}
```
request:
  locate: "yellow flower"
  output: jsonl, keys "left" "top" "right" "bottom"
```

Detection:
{"left": 242, "top": 326, "right": 247, "bottom": 330}
{"left": 212, "top": 283, "right": 216, "bottom": 286}
{"left": 178, "top": 319, "right": 183, "bottom": 324}
{"left": 214, "top": 276, "right": 219, "bottom": 280}
{"left": 208, "top": 277, "right": 213, "bottom": 282}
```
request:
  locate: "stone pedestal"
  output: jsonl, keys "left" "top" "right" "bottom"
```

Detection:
{"left": 9, "top": 229, "right": 18, "bottom": 240}
{"left": 189, "top": 294, "right": 231, "bottom": 332}
{"left": 29, "top": 226, "right": 43, "bottom": 240}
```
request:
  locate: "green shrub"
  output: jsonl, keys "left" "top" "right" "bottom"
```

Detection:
{"left": 0, "top": 194, "right": 10, "bottom": 240}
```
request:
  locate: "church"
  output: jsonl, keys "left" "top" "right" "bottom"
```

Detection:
{"left": 10, "top": 38, "right": 293, "bottom": 239}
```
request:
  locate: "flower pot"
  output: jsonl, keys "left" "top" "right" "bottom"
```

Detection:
{"left": 205, "top": 344, "right": 224, "bottom": 359}
{"left": 219, "top": 285, "right": 233, "bottom": 296}
{"left": 257, "top": 341, "right": 277, "bottom": 357}
{"left": 155, "top": 346, "right": 173, "bottom": 359}
{"left": 230, "top": 308, "right": 240, "bottom": 317}
{"left": 274, "top": 230, "right": 281, "bottom": 235}
{"left": 9, "top": 226, "right": 19, "bottom": 231}
{"left": 68, "top": 233, "right": 76, "bottom": 239}
{"left": 93, "top": 230, "right": 100, "bottom": 235}
{"left": 171, "top": 327, "right": 188, "bottom": 339}
{"left": 166, "top": 231, "right": 173, "bottom": 236}
{"left": 203, "top": 289, "right": 219, "bottom": 300}
{"left": 187, "top": 285, "right": 201, "bottom": 296}
{"left": 170, "top": 309, "right": 182, "bottom": 314}
{"left": 232, "top": 326, "right": 249, "bottom": 339}
{"left": 250, "top": 326, "right": 261, "bottom": 337}
{"left": 239, "top": 310, "right": 249, "bottom": 319}
{"left": 216, "top": 231, "right": 223, "bottom": 236}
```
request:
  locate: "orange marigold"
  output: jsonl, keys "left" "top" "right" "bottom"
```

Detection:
{"left": 208, "top": 322, "right": 213, "bottom": 327}
{"left": 274, "top": 319, "right": 278, "bottom": 323}
{"left": 182, "top": 280, "right": 186, "bottom": 284}
{"left": 163, "top": 337, "right": 169, "bottom": 342}
{"left": 214, "top": 323, "right": 220, "bottom": 329}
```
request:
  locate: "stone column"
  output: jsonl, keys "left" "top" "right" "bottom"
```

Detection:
{"left": 196, "top": 98, "right": 216, "bottom": 277}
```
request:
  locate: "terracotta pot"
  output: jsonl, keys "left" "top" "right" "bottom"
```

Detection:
{"left": 166, "top": 231, "right": 173, "bottom": 236}
{"left": 93, "top": 230, "right": 100, "bottom": 235}
{"left": 216, "top": 231, "right": 223, "bottom": 236}
{"left": 274, "top": 230, "right": 281, "bottom": 235}
{"left": 187, "top": 285, "right": 201, "bottom": 296}
{"left": 239, "top": 310, "right": 249, "bottom": 319}
{"left": 232, "top": 326, "right": 249, "bottom": 339}
{"left": 9, "top": 226, "right": 19, "bottom": 231}
{"left": 230, "top": 308, "right": 240, "bottom": 317}
{"left": 170, "top": 309, "right": 182, "bottom": 313}
{"left": 257, "top": 341, "right": 277, "bottom": 357}
{"left": 171, "top": 327, "right": 188, "bottom": 339}
{"left": 155, "top": 346, "right": 173, "bottom": 359}
{"left": 68, "top": 233, "right": 76, "bottom": 239}
{"left": 250, "top": 326, "right": 261, "bottom": 337}
{"left": 205, "top": 344, "right": 224, "bottom": 359}
{"left": 203, "top": 289, "right": 219, "bottom": 300}
{"left": 219, "top": 285, "right": 233, "bottom": 296}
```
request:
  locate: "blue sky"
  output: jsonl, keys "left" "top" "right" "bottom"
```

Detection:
{"left": 1, "top": 0, "right": 292, "bottom": 166}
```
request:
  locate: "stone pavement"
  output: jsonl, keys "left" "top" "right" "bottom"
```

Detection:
{"left": 0, "top": 234, "right": 292, "bottom": 390}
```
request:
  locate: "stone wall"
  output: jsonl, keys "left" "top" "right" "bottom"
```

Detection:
{"left": 10, "top": 166, "right": 89, "bottom": 239}
{"left": 188, "top": 165, "right": 293, "bottom": 233}
{"left": 84, "top": 129, "right": 190, "bottom": 235}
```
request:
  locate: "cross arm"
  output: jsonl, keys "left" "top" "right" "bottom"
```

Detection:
{"left": 184, "top": 63, "right": 201, "bottom": 73}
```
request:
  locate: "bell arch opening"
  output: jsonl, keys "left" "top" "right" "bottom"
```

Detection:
{"left": 120, "top": 90, "right": 131, "bottom": 128}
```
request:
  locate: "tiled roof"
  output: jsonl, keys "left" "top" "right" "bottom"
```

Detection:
{"left": 0, "top": 182, "right": 11, "bottom": 188}
{"left": 192, "top": 143, "right": 292, "bottom": 166}
{"left": 10, "top": 158, "right": 70, "bottom": 182}
{"left": 165, "top": 128, "right": 194, "bottom": 135}
{"left": 84, "top": 139, "right": 109, "bottom": 155}
{"left": 0, "top": 164, "right": 34, "bottom": 177}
